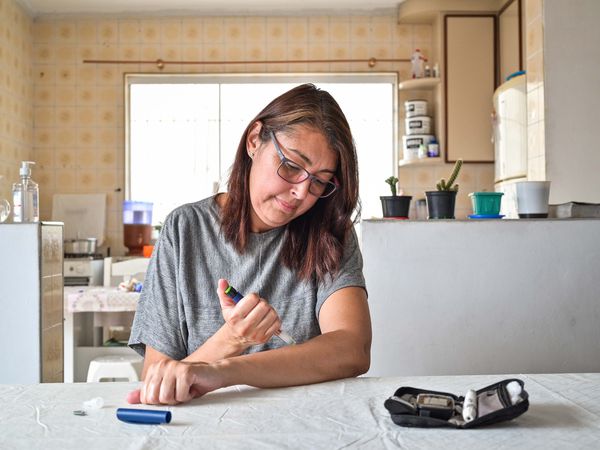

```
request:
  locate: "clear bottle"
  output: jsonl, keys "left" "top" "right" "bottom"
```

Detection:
{"left": 0, "top": 175, "right": 11, "bottom": 223}
{"left": 12, "top": 161, "right": 39, "bottom": 223}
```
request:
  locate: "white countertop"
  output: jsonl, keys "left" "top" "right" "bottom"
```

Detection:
{"left": 1, "top": 373, "right": 599, "bottom": 449}
{"left": 64, "top": 286, "right": 140, "bottom": 313}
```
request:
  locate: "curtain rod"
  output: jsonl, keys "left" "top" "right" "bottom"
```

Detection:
{"left": 83, "top": 57, "right": 409, "bottom": 69}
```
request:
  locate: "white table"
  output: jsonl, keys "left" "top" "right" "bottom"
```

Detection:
{"left": 1, "top": 373, "right": 599, "bottom": 449}
{"left": 64, "top": 287, "right": 141, "bottom": 383}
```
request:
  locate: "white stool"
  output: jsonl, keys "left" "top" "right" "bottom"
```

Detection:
{"left": 86, "top": 355, "right": 143, "bottom": 383}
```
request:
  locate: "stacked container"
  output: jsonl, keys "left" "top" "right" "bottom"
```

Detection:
{"left": 402, "top": 100, "right": 439, "bottom": 160}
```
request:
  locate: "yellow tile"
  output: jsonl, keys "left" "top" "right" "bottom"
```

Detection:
{"left": 34, "top": 107, "right": 54, "bottom": 127}
{"left": 350, "top": 21, "right": 369, "bottom": 41}
{"left": 246, "top": 45, "right": 265, "bottom": 61}
{"left": 33, "top": 22, "right": 55, "bottom": 43}
{"left": 141, "top": 20, "right": 161, "bottom": 44}
{"left": 204, "top": 18, "right": 224, "bottom": 42}
{"left": 77, "top": 21, "right": 97, "bottom": 44}
{"left": 57, "top": 23, "right": 76, "bottom": 42}
{"left": 34, "top": 45, "right": 53, "bottom": 63}
{"left": 119, "top": 20, "right": 140, "bottom": 43}
{"left": 55, "top": 87, "right": 76, "bottom": 105}
{"left": 245, "top": 18, "right": 265, "bottom": 42}
{"left": 34, "top": 129, "right": 54, "bottom": 147}
{"left": 372, "top": 18, "right": 392, "bottom": 42}
{"left": 56, "top": 148, "right": 76, "bottom": 168}
{"left": 55, "top": 168, "right": 76, "bottom": 190}
{"left": 350, "top": 44, "right": 369, "bottom": 59}
{"left": 162, "top": 45, "right": 182, "bottom": 61}
{"left": 394, "top": 24, "right": 411, "bottom": 42}
{"left": 77, "top": 129, "right": 96, "bottom": 148}
{"left": 330, "top": 21, "right": 349, "bottom": 42}
{"left": 331, "top": 44, "right": 349, "bottom": 60}
{"left": 56, "top": 107, "right": 76, "bottom": 127}
{"left": 308, "top": 18, "right": 329, "bottom": 43}
{"left": 98, "top": 129, "right": 118, "bottom": 146}
{"left": 225, "top": 17, "right": 244, "bottom": 42}
{"left": 77, "top": 107, "right": 96, "bottom": 127}
{"left": 266, "top": 18, "right": 286, "bottom": 43}
{"left": 182, "top": 18, "right": 203, "bottom": 44}
{"left": 98, "top": 66, "right": 119, "bottom": 85}
{"left": 119, "top": 45, "right": 140, "bottom": 60}
{"left": 55, "top": 45, "right": 77, "bottom": 64}
{"left": 98, "top": 45, "right": 118, "bottom": 60}
{"left": 98, "top": 21, "right": 118, "bottom": 44}
{"left": 182, "top": 45, "right": 202, "bottom": 60}
{"left": 34, "top": 148, "right": 55, "bottom": 169}
{"left": 308, "top": 44, "right": 328, "bottom": 60}
{"left": 75, "top": 65, "right": 94, "bottom": 85}
{"left": 161, "top": 20, "right": 182, "bottom": 43}
{"left": 76, "top": 148, "right": 95, "bottom": 168}
{"left": 288, "top": 19, "right": 307, "bottom": 42}
{"left": 55, "top": 129, "right": 74, "bottom": 147}
{"left": 77, "top": 169, "right": 97, "bottom": 189}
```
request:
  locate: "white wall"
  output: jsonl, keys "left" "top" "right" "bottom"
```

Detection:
{"left": 362, "top": 219, "right": 600, "bottom": 377}
{"left": 544, "top": 0, "right": 600, "bottom": 203}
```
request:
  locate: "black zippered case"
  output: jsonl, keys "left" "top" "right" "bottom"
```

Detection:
{"left": 384, "top": 378, "right": 529, "bottom": 428}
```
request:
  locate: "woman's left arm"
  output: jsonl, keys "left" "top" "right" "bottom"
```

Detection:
{"left": 128, "top": 287, "right": 371, "bottom": 405}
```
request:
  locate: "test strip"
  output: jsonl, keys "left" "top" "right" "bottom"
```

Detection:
{"left": 116, "top": 408, "right": 172, "bottom": 424}
{"left": 224, "top": 284, "right": 296, "bottom": 345}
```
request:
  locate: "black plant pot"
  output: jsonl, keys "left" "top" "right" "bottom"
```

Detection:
{"left": 425, "top": 191, "right": 457, "bottom": 219}
{"left": 380, "top": 195, "right": 412, "bottom": 218}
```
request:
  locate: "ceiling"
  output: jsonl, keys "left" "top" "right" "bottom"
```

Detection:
{"left": 16, "top": 0, "right": 404, "bottom": 18}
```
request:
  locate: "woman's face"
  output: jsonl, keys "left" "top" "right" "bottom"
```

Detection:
{"left": 246, "top": 123, "right": 338, "bottom": 233}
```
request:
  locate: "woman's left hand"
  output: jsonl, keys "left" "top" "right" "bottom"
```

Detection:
{"left": 126, "top": 358, "right": 223, "bottom": 405}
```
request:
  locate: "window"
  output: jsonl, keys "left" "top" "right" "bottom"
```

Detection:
{"left": 126, "top": 74, "right": 397, "bottom": 226}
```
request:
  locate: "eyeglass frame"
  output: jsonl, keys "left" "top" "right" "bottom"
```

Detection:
{"left": 268, "top": 131, "right": 338, "bottom": 199}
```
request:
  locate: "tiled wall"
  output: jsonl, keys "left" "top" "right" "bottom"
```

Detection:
{"left": 0, "top": 0, "right": 32, "bottom": 208}
{"left": 2, "top": 6, "right": 496, "bottom": 251}
{"left": 524, "top": 0, "right": 545, "bottom": 180}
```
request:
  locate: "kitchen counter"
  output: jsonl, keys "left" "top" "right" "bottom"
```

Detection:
{"left": 362, "top": 218, "right": 600, "bottom": 377}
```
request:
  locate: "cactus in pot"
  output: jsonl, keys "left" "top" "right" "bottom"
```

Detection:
{"left": 385, "top": 176, "right": 399, "bottom": 196}
{"left": 436, "top": 159, "right": 463, "bottom": 192}
{"left": 381, "top": 175, "right": 411, "bottom": 218}
{"left": 425, "top": 159, "right": 463, "bottom": 219}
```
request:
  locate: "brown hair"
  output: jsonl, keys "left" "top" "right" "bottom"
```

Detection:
{"left": 220, "top": 83, "right": 360, "bottom": 282}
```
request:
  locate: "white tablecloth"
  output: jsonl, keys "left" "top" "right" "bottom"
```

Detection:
{"left": 1, "top": 373, "right": 599, "bottom": 449}
{"left": 64, "top": 286, "right": 140, "bottom": 312}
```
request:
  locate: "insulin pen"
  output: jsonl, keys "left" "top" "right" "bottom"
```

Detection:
{"left": 224, "top": 285, "right": 296, "bottom": 345}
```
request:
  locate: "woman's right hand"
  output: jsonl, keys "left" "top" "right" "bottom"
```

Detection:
{"left": 216, "top": 279, "right": 282, "bottom": 347}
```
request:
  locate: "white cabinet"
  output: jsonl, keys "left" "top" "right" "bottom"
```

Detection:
{"left": 0, "top": 222, "right": 64, "bottom": 383}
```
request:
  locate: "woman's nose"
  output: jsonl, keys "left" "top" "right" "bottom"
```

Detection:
{"left": 291, "top": 178, "right": 311, "bottom": 199}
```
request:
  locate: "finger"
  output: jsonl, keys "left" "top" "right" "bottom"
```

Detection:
{"left": 159, "top": 374, "right": 178, "bottom": 405}
{"left": 144, "top": 373, "right": 163, "bottom": 405}
{"left": 217, "top": 278, "right": 236, "bottom": 309}
{"left": 126, "top": 389, "right": 141, "bottom": 404}
{"left": 251, "top": 305, "right": 279, "bottom": 336}
{"left": 175, "top": 371, "right": 194, "bottom": 403}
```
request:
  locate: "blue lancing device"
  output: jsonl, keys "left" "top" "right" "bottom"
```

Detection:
{"left": 224, "top": 285, "right": 296, "bottom": 345}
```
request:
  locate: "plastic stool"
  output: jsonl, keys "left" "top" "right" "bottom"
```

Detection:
{"left": 86, "top": 355, "right": 143, "bottom": 383}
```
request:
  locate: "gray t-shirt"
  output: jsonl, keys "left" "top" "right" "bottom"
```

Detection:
{"left": 129, "top": 196, "right": 366, "bottom": 360}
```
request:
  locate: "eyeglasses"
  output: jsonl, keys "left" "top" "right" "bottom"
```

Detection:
{"left": 269, "top": 131, "right": 338, "bottom": 198}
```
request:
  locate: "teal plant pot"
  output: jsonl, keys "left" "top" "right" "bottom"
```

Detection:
{"left": 469, "top": 192, "right": 504, "bottom": 216}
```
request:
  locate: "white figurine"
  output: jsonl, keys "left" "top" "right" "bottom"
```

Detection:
{"left": 411, "top": 49, "right": 427, "bottom": 79}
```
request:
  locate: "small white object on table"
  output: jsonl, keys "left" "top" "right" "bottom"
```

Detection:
{"left": 1, "top": 373, "right": 600, "bottom": 449}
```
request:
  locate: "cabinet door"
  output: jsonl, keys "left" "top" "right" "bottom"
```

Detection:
{"left": 445, "top": 15, "right": 496, "bottom": 162}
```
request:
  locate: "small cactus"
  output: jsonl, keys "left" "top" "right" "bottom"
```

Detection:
{"left": 385, "top": 176, "right": 399, "bottom": 196}
{"left": 436, "top": 159, "right": 463, "bottom": 192}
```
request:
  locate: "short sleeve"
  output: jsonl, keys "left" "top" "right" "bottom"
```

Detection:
{"left": 128, "top": 212, "right": 189, "bottom": 360}
{"left": 315, "top": 228, "right": 367, "bottom": 317}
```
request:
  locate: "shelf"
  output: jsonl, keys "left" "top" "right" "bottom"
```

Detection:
{"left": 398, "top": 77, "right": 441, "bottom": 91}
{"left": 399, "top": 157, "right": 446, "bottom": 167}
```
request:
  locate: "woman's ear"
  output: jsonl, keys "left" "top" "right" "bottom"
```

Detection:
{"left": 246, "top": 121, "right": 263, "bottom": 158}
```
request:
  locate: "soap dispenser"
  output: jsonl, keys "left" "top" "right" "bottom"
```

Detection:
{"left": 12, "top": 161, "right": 39, "bottom": 223}
{"left": 0, "top": 175, "right": 10, "bottom": 223}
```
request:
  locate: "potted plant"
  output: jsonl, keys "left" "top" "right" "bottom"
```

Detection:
{"left": 380, "top": 176, "right": 412, "bottom": 219}
{"left": 425, "top": 159, "right": 463, "bottom": 219}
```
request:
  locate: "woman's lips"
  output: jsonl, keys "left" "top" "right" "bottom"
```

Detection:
{"left": 276, "top": 197, "right": 297, "bottom": 213}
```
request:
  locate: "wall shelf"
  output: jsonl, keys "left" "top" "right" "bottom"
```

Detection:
{"left": 398, "top": 77, "right": 441, "bottom": 91}
{"left": 399, "top": 157, "right": 446, "bottom": 167}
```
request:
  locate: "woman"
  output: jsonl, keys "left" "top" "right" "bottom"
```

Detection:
{"left": 127, "top": 83, "right": 371, "bottom": 405}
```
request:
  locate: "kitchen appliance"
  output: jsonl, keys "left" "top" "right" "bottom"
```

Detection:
{"left": 64, "top": 255, "right": 104, "bottom": 286}
{"left": 492, "top": 73, "right": 527, "bottom": 218}
{"left": 0, "top": 222, "right": 64, "bottom": 383}
{"left": 63, "top": 238, "right": 97, "bottom": 255}
{"left": 123, "top": 201, "right": 153, "bottom": 256}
